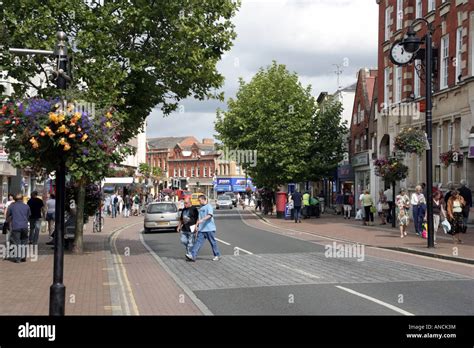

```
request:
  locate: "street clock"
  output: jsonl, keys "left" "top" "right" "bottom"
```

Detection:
{"left": 390, "top": 40, "right": 415, "bottom": 65}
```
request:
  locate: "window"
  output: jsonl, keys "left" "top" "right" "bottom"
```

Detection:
{"left": 396, "top": 0, "right": 403, "bottom": 30}
{"left": 191, "top": 167, "right": 194, "bottom": 177}
{"left": 183, "top": 166, "right": 187, "bottom": 177}
{"left": 203, "top": 167, "right": 207, "bottom": 177}
{"left": 428, "top": 0, "right": 435, "bottom": 12}
{"left": 437, "top": 125, "right": 442, "bottom": 164}
{"left": 395, "top": 66, "right": 402, "bottom": 103}
{"left": 196, "top": 167, "right": 200, "bottom": 177}
{"left": 455, "top": 27, "right": 463, "bottom": 83}
{"left": 448, "top": 123, "right": 453, "bottom": 150}
{"left": 363, "top": 134, "right": 367, "bottom": 150}
{"left": 416, "top": 0, "right": 422, "bottom": 18}
{"left": 440, "top": 35, "right": 449, "bottom": 89}
{"left": 357, "top": 104, "right": 361, "bottom": 123}
{"left": 173, "top": 168, "right": 177, "bottom": 177}
{"left": 355, "top": 137, "right": 360, "bottom": 153}
{"left": 385, "top": 8, "right": 391, "bottom": 41}
{"left": 413, "top": 60, "right": 421, "bottom": 98}
{"left": 384, "top": 67, "right": 390, "bottom": 106}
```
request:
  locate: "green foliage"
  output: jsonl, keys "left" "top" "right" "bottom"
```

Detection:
{"left": 215, "top": 61, "right": 346, "bottom": 188}
{"left": 1, "top": 0, "right": 240, "bottom": 141}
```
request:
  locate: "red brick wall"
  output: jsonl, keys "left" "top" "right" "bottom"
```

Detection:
{"left": 377, "top": 0, "right": 474, "bottom": 110}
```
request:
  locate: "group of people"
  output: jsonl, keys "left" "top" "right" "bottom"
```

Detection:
{"left": 395, "top": 181, "right": 471, "bottom": 244}
{"left": 288, "top": 190, "right": 321, "bottom": 223}
{"left": 178, "top": 195, "right": 221, "bottom": 262}
{"left": 103, "top": 193, "right": 141, "bottom": 218}
{"left": 2, "top": 191, "right": 56, "bottom": 263}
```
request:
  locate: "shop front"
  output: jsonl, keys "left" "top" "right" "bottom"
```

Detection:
{"left": 352, "top": 152, "right": 370, "bottom": 211}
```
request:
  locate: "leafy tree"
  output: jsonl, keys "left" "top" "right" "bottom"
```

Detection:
{"left": 305, "top": 96, "right": 347, "bottom": 181}
{"left": 1, "top": 0, "right": 240, "bottom": 140}
{"left": 1, "top": 0, "right": 239, "bottom": 252}
{"left": 215, "top": 61, "right": 345, "bottom": 189}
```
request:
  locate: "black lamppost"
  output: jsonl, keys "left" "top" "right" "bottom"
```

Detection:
{"left": 400, "top": 21, "right": 435, "bottom": 248}
{"left": 9, "top": 31, "right": 70, "bottom": 314}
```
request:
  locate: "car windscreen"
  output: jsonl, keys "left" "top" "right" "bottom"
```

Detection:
{"left": 219, "top": 195, "right": 231, "bottom": 201}
{"left": 147, "top": 203, "right": 177, "bottom": 214}
{"left": 225, "top": 193, "right": 235, "bottom": 198}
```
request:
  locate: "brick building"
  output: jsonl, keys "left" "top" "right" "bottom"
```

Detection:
{"left": 146, "top": 136, "right": 220, "bottom": 197}
{"left": 350, "top": 68, "right": 377, "bottom": 208}
{"left": 376, "top": 0, "right": 474, "bottom": 189}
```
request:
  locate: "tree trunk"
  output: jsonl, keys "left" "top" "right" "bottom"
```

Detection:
{"left": 73, "top": 178, "right": 86, "bottom": 254}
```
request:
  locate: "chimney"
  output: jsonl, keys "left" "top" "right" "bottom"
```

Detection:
{"left": 202, "top": 138, "right": 214, "bottom": 145}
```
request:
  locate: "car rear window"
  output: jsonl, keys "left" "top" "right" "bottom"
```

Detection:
{"left": 147, "top": 203, "right": 177, "bottom": 214}
{"left": 219, "top": 195, "right": 230, "bottom": 200}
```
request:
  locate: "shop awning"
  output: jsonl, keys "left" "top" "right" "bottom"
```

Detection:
{"left": 102, "top": 177, "right": 134, "bottom": 185}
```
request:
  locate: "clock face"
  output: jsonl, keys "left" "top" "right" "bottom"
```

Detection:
{"left": 390, "top": 41, "right": 414, "bottom": 65}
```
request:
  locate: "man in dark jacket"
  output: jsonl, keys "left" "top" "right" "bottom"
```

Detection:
{"left": 292, "top": 190, "right": 302, "bottom": 223}
{"left": 27, "top": 191, "right": 44, "bottom": 245}
{"left": 7, "top": 194, "right": 31, "bottom": 262}
{"left": 459, "top": 180, "right": 472, "bottom": 225}
{"left": 178, "top": 198, "right": 199, "bottom": 255}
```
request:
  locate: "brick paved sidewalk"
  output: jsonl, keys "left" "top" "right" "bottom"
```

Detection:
{"left": 251, "top": 210, "right": 474, "bottom": 263}
{"left": 0, "top": 214, "right": 203, "bottom": 315}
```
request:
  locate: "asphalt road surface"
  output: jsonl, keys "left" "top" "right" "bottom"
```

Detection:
{"left": 142, "top": 208, "right": 474, "bottom": 315}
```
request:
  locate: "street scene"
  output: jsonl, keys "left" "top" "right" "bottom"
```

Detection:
{"left": 1, "top": 0, "right": 474, "bottom": 345}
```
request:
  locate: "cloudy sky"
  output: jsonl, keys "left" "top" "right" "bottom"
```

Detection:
{"left": 146, "top": 0, "right": 378, "bottom": 141}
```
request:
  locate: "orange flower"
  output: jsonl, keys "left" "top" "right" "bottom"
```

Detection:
{"left": 63, "top": 143, "right": 71, "bottom": 151}
{"left": 29, "top": 137, "right": 39, "bottom": 149}
{"left": 106, "top": 112, "right": 112, "bottom": 119}
{"left": 81, "top": 134, "right": 88, "bottom": 142}
{"left": 40, "top": 131, "right": 46, "bottom": 137}
{"left": 69, "top": 133, "right": 76, "bottom": 139}
{"left": 59, "top": 137, "right": 67, "bottom": 146}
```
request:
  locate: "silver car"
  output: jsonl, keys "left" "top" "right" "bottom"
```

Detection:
{"left": 144, "top": 202, "right": 179, "bottom": 233}
{"left": 216, "top": 195, "right": 233, "bottom": 209}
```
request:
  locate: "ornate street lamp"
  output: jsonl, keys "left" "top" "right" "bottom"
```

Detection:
{"left": 391, "top": 19, "right": 435, "bottom": 248}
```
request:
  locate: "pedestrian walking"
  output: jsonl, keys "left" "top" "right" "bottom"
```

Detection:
{"left": 444, "top": 182, "right": 455, "bottom": 210}
{"left": 361, "top": 190, "right": 375, "bottom": 226}
{"left": 123, "top": 195, "right": 131, "bottom": 217}
{"left": 335, "top": 191, "right": 344, "bottom": 216}
{"left": 292, "top": 190, "right": 302, "bottom": 223}
{"left": 3, "top": 194, "right": 15, "bottom": 256}
{"left": 458, "top": 179, "right": 472, "bottom": 226}
{"left": 132, "top": 194, "right": 140, "bottom": 216}
{"left": 411, "top": 185, "right": 426, "bottom": 236}
{"left": 302, "top": 191, "right": 310, "bottom": 219}
{"left": 384, "top": 186, "right": 393, "bottom": 223}
{"left": 110, "top": 192, "right": 117, "bottom": 218}
{"left": 186, "top": 195, "right": 221, "bottom": 261}
{"left": 27, "top": 191, "right": 44, "bottom": 245}
{"left": 447, "top": 190, "right": 466, "bottom": 244}
{"left": 342, "top": 189, "right": 353, "bottom": 219}
{"left": 45, "top": 193, "right": 56, "bottom": 241}
{"left": 104, "top": 195, "right": 111, "bottom": 216}
{"left": 117, "top": 194, "right": 123, "bottom": 216}
{"left": 424, "top": 190, "right": 446, "bottom": 245}
{"left": 178, "top": 198, "right": 199, "bottom": 256}
{"left": 255, "top": 191, "right": 262, "bottom": 211}
{"left": 396, "top": 188, "right": 410, "bottom": 238}
{"left": 6, "top": 194, "right": 31, "bottom": 263}
{"left": 378, "top": 190, "right": 389, "bottom": 225}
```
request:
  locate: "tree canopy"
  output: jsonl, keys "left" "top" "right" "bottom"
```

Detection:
{"left": 215, "top": 61, "right": 346, "bottom": 188}
{"left": 1, "top": 0, "right": 240, "bottom": 141}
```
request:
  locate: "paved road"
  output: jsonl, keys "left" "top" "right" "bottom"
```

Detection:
{"left": 142, "top": 209, "right": 474, "bottom": 315}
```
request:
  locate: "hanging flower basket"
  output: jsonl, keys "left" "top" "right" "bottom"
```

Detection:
{"left": 394, "top": 127, "right": 426, "bottom": 156}
{"left": 373, "top": 157, "right": 409, "bottom": 183}
{"left": 0, "top": 97, "right": 120, "bottom": 174}
{"left": 440, "top": 150, "right": 463, "bottom": 167}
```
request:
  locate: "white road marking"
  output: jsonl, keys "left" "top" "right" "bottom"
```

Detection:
{"left": 216, "top": 238, "right": 231, "bottom": 246}
{"left": 234, "top": 246, "right": 253, "bottom": 255}
{"left": 275, "top": 262, "right": 320, "bottom": 279}
{"left": 335, "top": 285, "right": 414, "bottom": 316}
